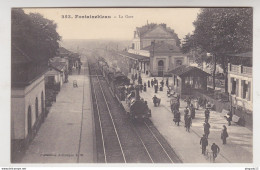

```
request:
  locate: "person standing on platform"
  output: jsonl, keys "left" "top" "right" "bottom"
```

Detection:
{"left": 154, "top": 78, "right": 157, "bottom": 85}
{"left": 78, "top": 63, "right": 81, "bottom": 75}
{"left": 186, "top": 96, "right": 191, "bottom": 107}
{"left": 200, "top": 134, "right": 208, "bottom": 155}
{"left": 140, "top": 84, "right": 143, "bottom": 93}
{"left": 166, "top": 78, "right": 169, "bottom": 88}
{"left": 173, "top": 110, "right": 181, "bottom": 126}
{"left": 154, "top": 83, "right": 158, "bottom": 93}
{"left": 211, "top": 143, "right": 220, "bottom": 162}
{"left": 184, "top": 107, "right": 189, "bottom": 119}
{"left": 148, "top": 80, "right": 150, "bottom": 88}
{"left": 184, "top": 107, "right": 189, "bottom": 127}
{"left": 221, "top": 125, "right": 229, "bottom": 144}
{"left": 185, "top": 115, "right": 192, "bottom": 132}
{"left": 177, "top": 94, "right": 180, "bottom": 103}
{"left": 190, "top": 104, "right": 196, "bottom": 119}
{"left": 138, "top": 75, "right": 142, "bottom": 85}
{"left": 203, "top": 98, "right": 207, "bottom": 108}
{"left": 160, "top": 80, "right": 164, "bottom": 87}
{"left": 204, "top": 121, "right": 211, "bottom": 138}
{"left": 151, "top": 79, "right": 154, "bottom": 87}
{"left": 205, "top": 108, "right": 210, "bottom": 122}
{"left": 194, "top": 97, "right": 199, "bottom": 110}
{"left": 153, "top": 95, "right": 158, "bottom": 107}
{"left": 226, "top": 109, "right": 233, "bottom": 126}
{"left": 143, "top": 83, "right": 147, "bottom": 92}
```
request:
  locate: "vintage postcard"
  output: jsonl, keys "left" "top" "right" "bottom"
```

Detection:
{"left": 9, "top": 7, "right": 255, "bottom": 165}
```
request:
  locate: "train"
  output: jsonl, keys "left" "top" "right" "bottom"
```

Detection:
{"left": 97, "top": 57, "right": 151, "bottom": 121}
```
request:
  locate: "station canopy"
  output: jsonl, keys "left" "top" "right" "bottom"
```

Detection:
{"left": 168, "top": 65, "right": 210, "bottom": 77}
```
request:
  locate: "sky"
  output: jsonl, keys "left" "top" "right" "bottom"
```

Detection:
{"left": 24, "top": 8, "right": 200, "bottom": 41}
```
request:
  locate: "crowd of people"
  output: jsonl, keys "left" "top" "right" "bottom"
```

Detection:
{"left": 129, "top": 72, "right": 234, "bottom": 163}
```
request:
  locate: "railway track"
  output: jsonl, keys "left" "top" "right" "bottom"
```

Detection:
{"left": 88, "top": 57, "right": 182, "bottom": 163}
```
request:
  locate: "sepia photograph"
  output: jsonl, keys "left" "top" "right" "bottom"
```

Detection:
{"left": 10, "top": 7, "right": 253, "bottom": 164}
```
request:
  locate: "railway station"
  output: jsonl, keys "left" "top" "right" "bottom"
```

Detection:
{"left": 9, "top": 8, "right": 254, "bottom": 164}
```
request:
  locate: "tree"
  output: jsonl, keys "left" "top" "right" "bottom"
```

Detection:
{"left": 12, "top": 9, "right": 61, "bottom": 63}
{"left": 182, "top": 8, "right": 252, "bottom": 92}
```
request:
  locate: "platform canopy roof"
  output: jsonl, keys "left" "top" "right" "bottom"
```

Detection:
{"left": 168, "top": 65, "right": 210, "bottom": 78}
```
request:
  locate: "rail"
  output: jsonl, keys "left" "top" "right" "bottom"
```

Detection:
{"left": 144, "top": 121, "right": 174, "bottom": 163}
{"left": 92, "top": 85, "right": 107, "bottom": 163}
{"left": 94, "top": 67, "right": 127, "bottom": 163}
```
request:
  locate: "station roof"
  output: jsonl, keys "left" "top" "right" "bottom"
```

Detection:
{"left": 168, "top": 65, "right": 210, "bottom": 77}
{"left": 50, "top": 62, "right": 67, "bottom": 72}
{"left": 143, "top": 41, "right": 181, "bottom": 53}
{"left": 118, "top": 51, "right": 148, "bottom": 61}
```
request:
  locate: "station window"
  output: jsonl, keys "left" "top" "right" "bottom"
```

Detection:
{"left": 231, "top": 78, "right": 236, "bottom": 95}
{"left": 242, "top": 80, "right": 250, "bottom": 100}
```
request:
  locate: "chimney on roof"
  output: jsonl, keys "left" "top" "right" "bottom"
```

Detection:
{"left": 160, "top": 23, "right": 166, "bottom": 29}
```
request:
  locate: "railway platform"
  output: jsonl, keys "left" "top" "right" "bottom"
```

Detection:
{"left": 138, "top": 73, "right": 253, "bottom": 163}
{"left": 20, "top": 57, "right": 95, "bottom": 163}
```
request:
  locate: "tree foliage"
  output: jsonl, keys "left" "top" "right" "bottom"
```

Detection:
{"left": 192, "top": 8, "right": 252, "bottom": 55}
{"left": 12, "top": 9, "right": 61, "bottom": 62}
{"left": 182, "top": 8, "right": 253, "bottom": 91}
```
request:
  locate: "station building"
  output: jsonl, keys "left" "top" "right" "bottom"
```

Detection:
{"left": 227, "top": 52, "right": 252, "bottom": 112}
{"left": 45, "top": 61, "right": 67, "bottom": 90}
{"left": 127, "top": 23, "right": 188, "bottom": 77}
{"left": 11, "top": 45, "right": 47, "bottom": 161}
{"left": 143, "top": 41, "right": 188, "bottom": 76}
